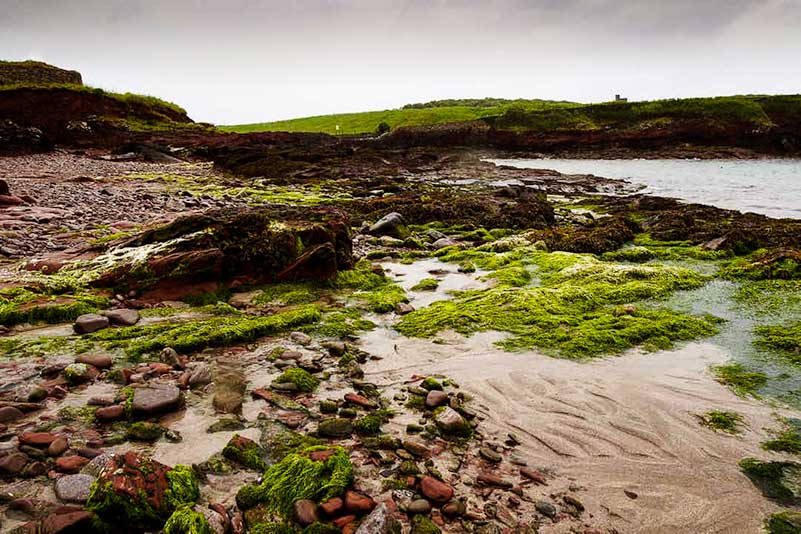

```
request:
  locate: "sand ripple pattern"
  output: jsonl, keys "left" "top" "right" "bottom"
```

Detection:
{"left": 361, "top": 329, "right": 785, "bottom": 533}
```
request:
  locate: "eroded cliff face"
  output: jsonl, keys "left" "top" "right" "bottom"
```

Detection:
{"left": 0, "top": 60, "right": 83, "bottom": 86}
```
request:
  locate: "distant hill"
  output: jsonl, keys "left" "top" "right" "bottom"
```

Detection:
{"left": 0, "top": 60, "right": 82, "bottom": 86}
{"left": 222, "top": 95, "right": 801, "bottom": 136}
{"left": 221, "top": 99, "right": 578, "bottom": 135}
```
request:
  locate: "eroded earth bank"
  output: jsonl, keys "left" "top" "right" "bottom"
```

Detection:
{"left": 1, "top": 136, "right": 801, "bottom": 534}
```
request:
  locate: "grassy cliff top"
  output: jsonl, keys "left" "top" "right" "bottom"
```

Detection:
{"left": 222, "top": 94, "right": 801, "bottom": 135}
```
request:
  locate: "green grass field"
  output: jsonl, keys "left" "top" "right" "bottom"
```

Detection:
{"left": 221, "top": 98, "right": 579, "bottom": 135}
{"left": 222, "top": 94, "right": 801, "bottom": 135}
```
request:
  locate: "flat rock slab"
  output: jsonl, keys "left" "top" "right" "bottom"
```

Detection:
{"left": 54, "top": 474, "right": 95, "bottom": 503}
{"left": 132, "top": 385, "right": 182, "bottom": 415}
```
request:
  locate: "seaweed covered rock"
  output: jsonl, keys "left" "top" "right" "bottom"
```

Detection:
{"left": 45, "top": 206, "right": 352, "bottom": 298}
{"left": 620, "top": 196, "right": 801, "bottom": 253}
{"left": 236, "top": 446, "right": 352, "bottom": 520}
{"left": 85, "top": 451, "right": 199, "bottom": 530}
{"left": 346, "top": 190, "right": 554, "bottom": 231}
{"left": 223, "top": 434, "right": 267, "bottom": 471}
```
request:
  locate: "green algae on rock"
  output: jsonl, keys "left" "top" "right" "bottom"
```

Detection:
{"left": 411, "top": 278, "right": 440, "bottom": 291}
{"left": 86, "top": 453, "right": 199, "bottom": 531}
{"left": 273, "top": 367, "right": 320, "bottom": 393}
{"left": 223, "top": 434, "right": 268, "bottom": 471}
{"left": 87, "top": 305, "right": 321, "bottom": 357}
{"left": 235, "top": 446, "right": 353, "bottom": 519}
{"left": 164, "top": 505, "right": 215, "bottom": 534}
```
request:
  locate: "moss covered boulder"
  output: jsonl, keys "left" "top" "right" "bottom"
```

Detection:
{"left": 236, "top": 446, "right": 353, "bottom": 521}
{"left": 46, "top": 206, "right": 352, "bottom": 297}
{"left": 85, "top": 451, "right": 200, "bottom": 530}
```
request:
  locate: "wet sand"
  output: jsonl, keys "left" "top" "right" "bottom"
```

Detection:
{"left": 359, "top": 262, "right": 791, "bottom": 533}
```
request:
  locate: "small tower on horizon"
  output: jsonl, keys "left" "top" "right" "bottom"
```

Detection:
{"left": 615, "top": 94, "right": 628, "bottom": 102}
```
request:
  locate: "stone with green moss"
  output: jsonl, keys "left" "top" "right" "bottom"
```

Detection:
{"left": 127, "top": 421, "right": 165, "bottom": 442}
{"left": 223, "top": 434, "right": 268, "bottom": 471}
{"left": 411, "top": 278, "right": 439, "bottom": 291}
{"left": 273, "top": 367, "right": 320, "bottom": 393}
{"left": 353, "top": 415, "right": 382, "bottom": 436}
{"left": 236, "top": 446, "right": 353, "bottom": 519}
{"left": 86, "top": 452, "right": 199, "bottom": 530}
{"left": 164, "top": 505, "right": 215, "bottom": 534}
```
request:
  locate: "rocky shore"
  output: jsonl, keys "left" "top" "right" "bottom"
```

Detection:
{"left": 1, "top": 70, "right": 801, "bottom": 533}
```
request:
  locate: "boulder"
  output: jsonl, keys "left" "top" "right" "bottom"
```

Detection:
{"left": 104, "top": 308, "right": 140, "bottom": 326}
{"left": 82, "top": 206, "right": 352, "bottom": 294}
{"left": 84, "top": 451, "right": 199, "bottom": 530}
{"left": 131, "top": 384, "right": 182, "bottom": 415}
{"left": 366, "top": 212, "right": 409, "bottom": 239}
{"left": 73, "top": 314, "right": 109, "bottom": 334}
{"left": 63, "top": 363, "right": 99, "bottom": 385}
{"left": 75, "top": 353, "right": 113, "bottom": 369}
{"left": 318, "top": 418, "right": 353, "bottom": 438}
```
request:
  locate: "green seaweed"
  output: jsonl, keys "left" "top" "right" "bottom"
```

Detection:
{"left": 87, "top": 305, "right": 321, "bottom": 357}
{"left": 696, "top": 410, "right": 742, "bottom": 434}
{"left": 235, "top": 446, "right": 353, "bottom": 519}
{"left": 353, "top": 415, "right": 382, "bottom": 436}
{"left": 397, "top": 251, "right": 715, "bottom": 357}
{"left": 273, "top": 367, "right": 320, "bottom": 393}
{"left": 331, "top": 260, "right": 408, "bottom": 313}
{"left": 86, "top": 462, "right": 199, "bottom": 530}
{"left": 164, "top": 506, "right": 214, "bottom": 534}
{"left": 763, "top": 422, "right": 801, "bottom": 455}
{"left": 766, "top": 510, "right": 801, "bottom": 534}
{"left": 739, "top": 457, "right": 801, "bottom": 504}
{"left": 254, "top": 282, "right": 321, "bottom": 306}
{"left": 0, "top": 287, "right": 108, "bottom": 327}
{"left": 307, "top": 308, "right": 375, "bottom": 338}
{"left": 223, "top": 434, "right": 268, "bottom": 471}
{"left": 411, "top": 278, "right": 440, "bottom": 291}
{"left": 755, "top": 322, "right": 801, "bottom": 362}
{"left": 713, "top": 363, "right": 768, "bottom": 396}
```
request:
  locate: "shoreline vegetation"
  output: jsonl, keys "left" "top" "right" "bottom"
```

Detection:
{"left": 1, "top": 60, "right": 801, "bottom": 533}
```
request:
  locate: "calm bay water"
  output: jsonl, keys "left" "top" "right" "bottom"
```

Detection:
{"left": 491, "top": 158, "right": 801, "bottom": 219}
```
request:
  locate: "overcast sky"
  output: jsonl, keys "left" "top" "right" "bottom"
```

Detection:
{"left": 2, "top": 0, "right": 800, "bottom": 124}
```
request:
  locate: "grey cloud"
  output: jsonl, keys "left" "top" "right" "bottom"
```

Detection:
{"left": 1, "top": 0, "right": 799, "bottom": 123}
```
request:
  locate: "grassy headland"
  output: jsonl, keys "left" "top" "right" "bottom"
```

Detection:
{"left": 222, "top": 94, "right": 801, "bottom": 135}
